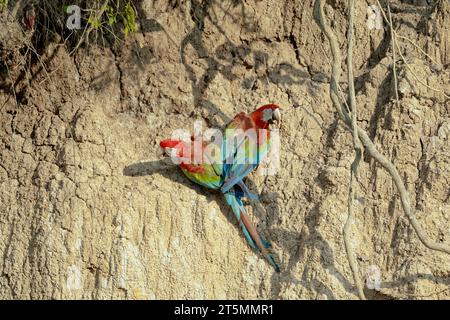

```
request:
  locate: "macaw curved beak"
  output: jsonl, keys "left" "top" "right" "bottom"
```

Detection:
{"left": 273, "top": 108, "right": 281, "bottom": 122}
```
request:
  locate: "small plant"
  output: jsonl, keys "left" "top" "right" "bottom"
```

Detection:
{"left": 105, "top": 4, "right": 118, "bottom": 26}
{"left": 85, "top": 0, "right": 138, "bottom": 37}
{"left": 122, "top": 1, "right": 137, "bottom": 36}
{"left": 87, "top": 15, "right": 102, "bottom": 29}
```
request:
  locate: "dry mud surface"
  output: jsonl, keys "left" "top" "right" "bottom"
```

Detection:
{"left": 0, "top": 0, "right": 449, "bottom": 299}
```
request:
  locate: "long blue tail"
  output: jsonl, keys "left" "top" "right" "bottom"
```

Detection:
{"left": 224, "top": 189, "right": 280, "bottom": 272}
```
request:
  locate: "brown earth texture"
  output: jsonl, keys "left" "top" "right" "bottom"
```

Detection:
{"left": 0, "top": 0, "right": 449, "bottom": 299}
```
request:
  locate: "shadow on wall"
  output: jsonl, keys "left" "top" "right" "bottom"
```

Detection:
{"left": 122, "top": 158, "right": 283, "bottom": 274}
{"left": 0, "top": 0, "right": 166, "bottom": 103}
{"left": 123, "top": 159, "right": 254, "bottom": 242}
{"left": 179, "top": 0, "right": 321, "bottom": 127}
{"left": 3, "top": 0, "right": 444, "bottom": 299}
{"left": 121, "top": 0, "right": 355, "bottom": 298}
{"left": 122, "top": 0, "right": 315, "bottom": 297}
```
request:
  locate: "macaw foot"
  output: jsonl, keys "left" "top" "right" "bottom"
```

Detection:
{"left": 238, "top": 180, "right": 259, "bottom": 201}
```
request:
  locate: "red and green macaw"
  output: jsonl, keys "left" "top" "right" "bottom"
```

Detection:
{"left": 222, "top": 104, "right": 280, "bottom": 199}
{"left": 160, "top": 104, "right": 281, "bottom": 272}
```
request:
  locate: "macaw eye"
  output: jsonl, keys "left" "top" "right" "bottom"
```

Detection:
{"left": 262, "top": 109, "right": 273, "bottom": 122}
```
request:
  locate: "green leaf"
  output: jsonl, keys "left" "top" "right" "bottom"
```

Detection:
{"left": 122, "top": 1, "right": 137, "bottom": 36}
{"left": 88, "top": 16, "right": 102, "bottom": 29}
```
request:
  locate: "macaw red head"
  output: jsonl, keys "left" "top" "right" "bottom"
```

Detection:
{"left": 160, "top": 138, "right": 207, "bottom": 173}
{"left": 160, "top": 139, "right": 185, "bottom": 158}
{"left": 250, "top": 104, "right": 281, "bottom": 129}
{"left": 160, "top": 137, "right": 203, "bottom": 161}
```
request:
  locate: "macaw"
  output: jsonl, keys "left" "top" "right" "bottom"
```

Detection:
{"left": 159, "top": 137, "right": 224, "bottom": 189}
{"left": 159, "top": 104, "right": 281, "bottom": 272}
{"left": 222, "top": 104, "right": 281, "bottom": 199}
